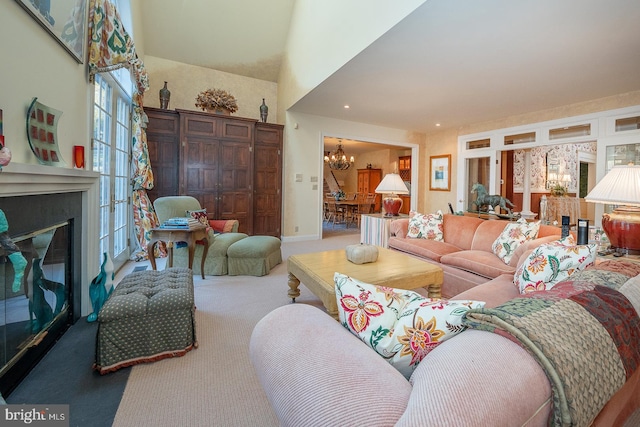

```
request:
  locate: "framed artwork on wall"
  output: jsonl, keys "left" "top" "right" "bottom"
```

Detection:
{"left": 15, "top": 0, "right": 88, "bottom": 63}
{"left": 429, "top": 154, "right": 451, "bottom": 191}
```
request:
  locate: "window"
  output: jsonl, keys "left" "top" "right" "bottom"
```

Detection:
{"left": 466, "top": 138, "right": 490, "bottom": 150}
{"left": 504, "top": 132, "right": 536, "bottom": 145}
{"left": 92, "top": 72, "right": 133, "bottom": 271}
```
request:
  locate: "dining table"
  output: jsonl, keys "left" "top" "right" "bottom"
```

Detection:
{"left": 333, "top": 198, "right": 376, "bottom": 226}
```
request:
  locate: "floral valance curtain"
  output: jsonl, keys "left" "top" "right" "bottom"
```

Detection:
{"left": 87, "top": 0, "right": 163, "bottom": 259}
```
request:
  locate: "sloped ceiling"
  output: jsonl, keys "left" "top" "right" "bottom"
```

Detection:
{"left": 141, "top": 0, "right": 640, "bottom": 134}
{"left": 140, "top": 0, "right": 296, "bottom": 82}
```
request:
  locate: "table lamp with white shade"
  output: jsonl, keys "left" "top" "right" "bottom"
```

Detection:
{"left": 375, "top": 173, "right": 409, "bottom": 217}
{"left": 585, "top": 164, "right": 640, "bottom": 254}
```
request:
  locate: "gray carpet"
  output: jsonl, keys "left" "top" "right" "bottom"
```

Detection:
{"left": 112, "top": 232, "right": 360, "bottom": 426}
{"left": 6, "top": 319, "right": 131, "bottom": 427}
{"left": 5, "top": 232, "right": 359, "bottom": 426}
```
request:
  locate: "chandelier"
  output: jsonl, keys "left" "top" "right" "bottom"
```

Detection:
{"left": 324, "top": 142, "right": 354, "bottom": 170}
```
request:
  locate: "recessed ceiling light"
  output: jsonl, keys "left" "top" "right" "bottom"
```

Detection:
{"left": 344, "top": 105, "right": 350, "bottom": 109}
{"left": 435, "top": 123, "right": 441, "bottom": 127}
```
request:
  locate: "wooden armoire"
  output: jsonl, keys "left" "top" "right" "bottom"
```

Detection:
{"left": 145, "top": 107, "right": 283, "bottom": 237}
{"left": 357, "top": 168, "right": 382, "bottom": 212}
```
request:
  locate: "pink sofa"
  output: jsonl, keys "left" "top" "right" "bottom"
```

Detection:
{"left": 388, "top": 214, "right": 562, "bottom": 297}
{"left": 250, "top": 264, "right": 640, "bottom": 426}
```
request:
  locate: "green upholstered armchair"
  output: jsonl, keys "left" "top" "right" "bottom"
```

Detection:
{"left": 153, "top": 196, "right": 247, "bottom": 276}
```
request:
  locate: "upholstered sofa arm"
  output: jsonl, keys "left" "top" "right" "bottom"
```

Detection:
{"left": 251, "top": 304, "right": 554, "bottom": 426}
{"left": 250, "top": 304, "right": 412, "bottom": 427}
{"left": 208, "top": 219, "right": 239, "bottom": 233}
{"left": 397, "top": 329, "right": 552, "bottom": 426}
{"left": 390, "top": 218, "right": 410, "bottom": 238}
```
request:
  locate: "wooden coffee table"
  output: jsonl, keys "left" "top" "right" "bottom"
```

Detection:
{"left": 287, "top": 247, "right": 443, "bottom": 319}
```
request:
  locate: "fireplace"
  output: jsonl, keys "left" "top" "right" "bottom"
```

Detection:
{"left": 0, "top": 163, "right": 99, "bottom": 397}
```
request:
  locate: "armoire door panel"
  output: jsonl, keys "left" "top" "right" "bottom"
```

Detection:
{"left": 155, "top": 168, "right": 178, "bottom": 197}
{"left": 253, "top": 137, "right": 282, "bottom": 237}
{"left": 146, "top": 110, "right": 282, "bottom": 237}
{"left": 221, "top": 120, "right": 253, "bottom": 142}
{"left": 255, "top": 127, "right": 280, "bottom": 145}
{"left": 254, "top": 170, "right": 278, "bottom": 190}
{"left": 234, "top": 170, "right": 250, "bottom": 190}
{"left": 254, "top": 194, "right": 278, "bottom": 212}
{"left": 148, "top": 112, "right": 179, "bottom": 134}
{"left": 182, "top": 115, "right": 218, "bottom": 137}
{"left": 184, "top": 167, "right": 203, "bottom": 192}
{"left": 253, "top": 215, "right": 279, "bottom": 236}
{"left": 202, "top": 168, "right": 218, "bottom": 190}
{"left": 220, "top": 193, "right": 250, "bottom": 214}
{"left": 254, "top": 144, "right": 279, "bottom": 161}
{"left": 220, "top": 142, "right": 250, "bottom": 167}
{"left": 145, "top": 108, "right": 180, "bottom": 202}
{"left": 202, "top": 142, "right": 219, "bottom": 166}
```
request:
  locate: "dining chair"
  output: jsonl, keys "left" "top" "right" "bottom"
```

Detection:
{"left": 349, "top": 194, "right": 374, "bottom": 228}
{"left": 326, "top": 200, "right": 345, "bottom": 228}
{"left": 323, "top": 200, "right": 330, "bottom": 223}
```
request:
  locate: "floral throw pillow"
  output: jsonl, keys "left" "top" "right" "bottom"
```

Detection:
{"left": 186, "top": 208, "right": 208, "bottom": 227}
{"left": 334, "top": 272, "right": 484, "bottom": 379}
{"left": 406, "top": 210, "right": 444, "bottom": 241}
{"left": 491, "top": 218, "right": 540, "bottom": 265}
{"left": 514, "top": 235, "right": 598, "bottom": 294}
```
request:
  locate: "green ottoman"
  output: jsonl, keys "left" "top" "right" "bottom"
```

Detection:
{"left": 173, "top": 232, "right": 248, "bottom": 276}
{"left": 227, "top": 236, "right": 282, "bottom": 276}
{"left": 94, "top": 267, "right": 196, "bottom": 374}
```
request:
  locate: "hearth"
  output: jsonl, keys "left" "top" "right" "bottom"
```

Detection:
{"left": 0, "top": 163, "right": 98, "bottom": 398}
{"left": 0, "top": 192, "right": 84, "bottom": 396}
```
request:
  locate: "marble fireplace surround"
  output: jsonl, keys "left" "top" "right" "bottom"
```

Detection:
{"left": 0, "top": 162, "right": 100, "bottom": 316}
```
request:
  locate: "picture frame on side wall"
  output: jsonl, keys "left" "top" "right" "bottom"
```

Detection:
{"left": 16, "top": 0, "right": 88, "bottom": 64}
{"left": 429, "top": 154, "right": 451, "bottom": 191}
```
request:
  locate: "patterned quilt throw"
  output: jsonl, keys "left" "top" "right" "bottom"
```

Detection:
{"left": 462, "top": 261, "right": 640, "bottom": 427}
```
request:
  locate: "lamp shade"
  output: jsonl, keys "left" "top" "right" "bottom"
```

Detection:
{"left": 375, "top": 173, "right": 409, "bottom": 195}
{"left": 585, "top": 165, "right": 640, "bottom": 206}
{"left": 375, "top": 173, "right": 409, "bottom": 216}
{"left": 585, "top": 164, "right": 640, "bottom": 254}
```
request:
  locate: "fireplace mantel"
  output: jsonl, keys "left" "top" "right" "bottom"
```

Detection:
{"left": 0, "top": 164, "right": 101, "bottom": 396}
{"left": 0, "top": 162, "right": 99, "bottom": 197}
{"left": 0, "top": 162, "right": 100, "bottom": 318}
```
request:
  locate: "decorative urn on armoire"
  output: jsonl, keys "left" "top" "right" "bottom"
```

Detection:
{"left": 159, "top": 81, "right": 171, "bottom": 109}
{"left": 260, "top": 98, "right": 268, "bottom": 123}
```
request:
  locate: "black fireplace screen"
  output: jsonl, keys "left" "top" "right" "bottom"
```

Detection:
{"left": 0, "top": 222, "right": 71, "bottom": 395}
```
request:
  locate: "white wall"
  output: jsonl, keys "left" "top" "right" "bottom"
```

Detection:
{"left": 283, "top": 111, "right": 421, "bottom": 240}
{"left": 0, "top": 2, "right": 91, "bottom": 166}
{"left": 278, "top": 0, "right": 426, "bottom": 116}
{"left": 0, "top": 2, "right": 99, "bottom": 315}
{"left": 143, "top": 56, "right": 278, "bottom": 120}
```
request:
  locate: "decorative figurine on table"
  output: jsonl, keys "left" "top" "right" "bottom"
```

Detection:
{"left": 470, "top": 183, "right": 515, "bottom": 216}
{"left": 87, "top": 252, "right": 114, "bottom": 322}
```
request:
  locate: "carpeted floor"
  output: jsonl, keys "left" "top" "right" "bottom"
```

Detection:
{"left": 6, "top": 318, "right": 131, "bottom": 427}
{"left": 7, "top": 231, "right": 359, "bottom": 427}
{"left": 7, "top": 227, "right": 640, "bottom": 426}
{"left": 112, "top": 232, "right": 359, "bottom": 426}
